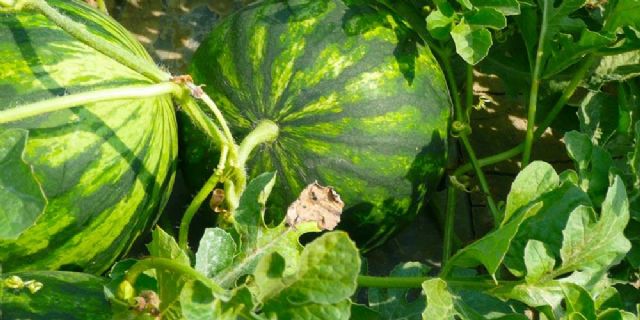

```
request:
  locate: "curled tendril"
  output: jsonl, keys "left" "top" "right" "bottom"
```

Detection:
{"left": 451, "top": 121, "right": 472, "bottom": 137}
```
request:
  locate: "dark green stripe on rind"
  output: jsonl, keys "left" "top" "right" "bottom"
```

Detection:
{"left": 0, "top": 0, "right": 177, "bottom": 273}
{"left": 1, "top": 271, "right": 112, "bottom": 320}
{"left": 184, "top": 0, "right": 450, "bottom": 249}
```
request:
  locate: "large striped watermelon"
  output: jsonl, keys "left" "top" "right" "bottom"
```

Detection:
{"left": 0, "top": 0, "right": 177, "bottom": 273}
{"left": 182, "top": 0, "right": 451, "bottom": 249}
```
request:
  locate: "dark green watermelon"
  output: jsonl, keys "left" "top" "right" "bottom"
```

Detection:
{"left": 0, "top": 0, "right": 177, "bottom": 273}
{"left": 1, "top": 271, "right": 113, "bottom": 320}
{"left": 182, "top": 0, "right": 451, "bottom": 249}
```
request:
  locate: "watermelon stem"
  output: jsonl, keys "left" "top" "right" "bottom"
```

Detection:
{"left": 522, "top": 0, "right": 551, "bottom": 167}
{"left": 442, "top": 182, "right": 457, "bottom": 265}
{"left": 237, "top": 120, "right": 280, "bottom": 170}
{"left": 178, "top": 145, "right": 228, "bottom": 250}
{"left": 441, "top": 56, "right": 500, "bottom": 222}
{"left": 197, "top": 90, "right": 237, "bottom": 149}
{"left": 0, "top": 82, "right": 181, "bottom": 124}
{"left": 19, "top": 0, "right": 170, "bottom": 83}
{"left": 357, "top": 275, "right": 518, "bottom": 289}
{"left": 453, "top": 54, "right": 597, "bottom": 176}
{"left": 178, "top": 97, "right": 227, "bottom": 151}
{"left": 233, "top": 120, "right": 280, "bottom": 200}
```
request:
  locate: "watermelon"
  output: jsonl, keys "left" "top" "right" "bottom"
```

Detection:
{"left": 1, "top": 271, "right": 113, "bottom": 320}
{"left": 181, "top": 0, "right": 451, "bottom": 249}
{"left": 0, "top": 0, "right": 177, "bottom": 273}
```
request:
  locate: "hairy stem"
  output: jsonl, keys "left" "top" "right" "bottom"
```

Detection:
{"left": 522, "top": 0, "right": 549, "bottom": 166}
{"left": 178, "top": 98, "right": 226, "bottom": 149}
{"left": 22, "top": 0, "right": 169, "bottom": 82}
{"left": 357, "top": 275, "right": 509, "bottom": 290}
{"left": 231, "top": 119, "right": 280, "bottom": 206}
{"left": 0, "top": 82, "right": 181, "bottom": 124}
{"left": 237, "top": 120, "right": 280, "bottom": 166}
{"left": 198, "top": 91, "right": 237, "bottom": 152}
{"left": 178, "top": 146, "right": 228, "bottom": 250}
{"left": 442, "top": 181, "right": 457, "bottom": 265}
{"left": 465, "top": 64, "right": 474, "bottom": 121}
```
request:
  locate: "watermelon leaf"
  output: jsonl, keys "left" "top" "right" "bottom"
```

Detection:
{"left": 256, "top": 232, "right": 360, "bottom": 320}
{"left": 445, "top": 161, "right": 561, "bottom": 277}
{"left": 524, "top": 240, "right": 555, "bottom": 284}
{"left": 559, "top": 177, "right": 631, "bottom": 275}
{"left": 422, "top": 279, "right": 528, "bottom": 319}
{"left": 562, "top": 283, "right": 597, "bottom": 319}
{"left": 195, "top": 228, "right": 237, "bottom": 279}
{"left": 212, "top": 172, "right": 321, "bottom": 288}
{"left": 0, "top": 128, "right": 46, "bottom": 240}
{"left": 422, "top": 279, "right": 456, "bottom": 319}
{"left": 426, "top": 10, "right": 455, "bottom": 41}
{"left": 179, "top": 280, "right": 243, "bottom": 320}
{"left": 444, "top": 200, "right": 542, "bottom": 277}
{"left": 464, "top": 8, "right": 507, "bottom": 29}
{"left": 503, "top": 161, "right": 559, "bottom": 223}
{"left": 450, "top": 21, "right": 493, "bottom": 65}
{"left": 233, "top": 171, "right": 277, "bottom": 253}
{"left": 146, "top": 227, "right": 191, "bottom": 319}
{"left": 368, "top": 262, "right": 429, "bottom": 319}
{"left": 351, "top": 304, "right": 382, "bottom": 319}
{"left": 469, "top": 0, "right": 521, "bottom": 16}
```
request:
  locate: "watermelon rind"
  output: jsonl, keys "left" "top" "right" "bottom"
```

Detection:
{"left": 1, "top": 271, "right": 113, "bottom": 320}
{"left": 0, "top": 0, "right": 177, "bottom": 273}
{"left": 182, "top": 0, "right": 451, "bottom": 249}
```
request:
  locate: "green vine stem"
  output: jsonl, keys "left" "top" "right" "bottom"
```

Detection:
{"left": 197, "top": 90, "right": 237, "bottom": 150}
{"left": 178, "top": 145, "right": 228, "bottom": 250}
{"left": 464, "top": 64, "right": 474, "bottom": 121}
{"left": 124, "top": 257, "right": 228, "bottom": 299}
{"left": 442, "top": 58, "right": 500, "bottom": 221}
{"left": 454, "top": 54, "right": 597, "bottom": 176}
{"left": 357, "top": 275, "right": 514, "bottom": 290}
{"left": 17, "top": 0, "right": 170, "bottom": 83}
{"left": 521, "top": 0, "right": 550, "bottom": 166}
{"left": 233, "top": 120, "right": 280, "bottom": 195}
{"left": 442, "top": 183, "right": 457, "bottom": 264}
{"left": 177, "top": 120, "right": 279, "bottom": 249}
{"left": 462, "top": 135, "right": 500, "bottom": 221}
{"left": 0, "top": 82, "right": 181, "bottom": 124}
{"left": 178, "top": 97, "right": 226, "bottom": 149}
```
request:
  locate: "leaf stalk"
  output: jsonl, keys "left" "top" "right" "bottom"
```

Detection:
{"left": 0, "top": 82, "right": 181, "bottom": 124}
{"left": 21, "top": 0, "right": 169, "bottom": 82}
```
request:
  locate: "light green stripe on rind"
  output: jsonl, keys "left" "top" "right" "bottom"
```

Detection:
{"left": 248, "top": 22, "right": 268, "bottom": 115}
{"left": 0, "top": 0, "right": 177, "bottom": 273}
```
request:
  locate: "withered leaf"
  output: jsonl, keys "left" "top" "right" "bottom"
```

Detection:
{"left": 285, "top": 182, "right": 345, "bottom": 230}
{"left": 209, "top": 188, "right": 226, "bottom": 213}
